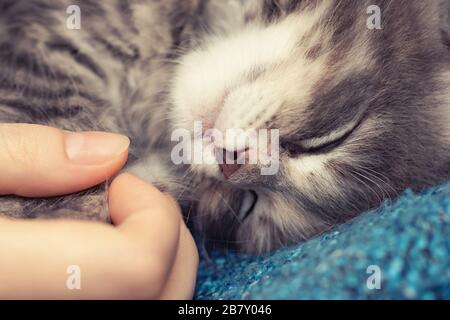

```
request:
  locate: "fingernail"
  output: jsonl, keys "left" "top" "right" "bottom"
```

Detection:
{"left": 64, "top": 131, "right": 130, "bottom": 165}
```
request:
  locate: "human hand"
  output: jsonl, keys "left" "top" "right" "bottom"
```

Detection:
{"left": 0, "top": 124, "right": 198, "bottom": 299}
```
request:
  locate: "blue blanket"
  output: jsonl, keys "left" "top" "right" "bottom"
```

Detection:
{"left": 195, "top": 181, "right": 450, "bottom": 300}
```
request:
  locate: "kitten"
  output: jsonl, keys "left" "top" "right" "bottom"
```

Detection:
{"left": 0, "top": 0, "right": 449, "bottom": 254}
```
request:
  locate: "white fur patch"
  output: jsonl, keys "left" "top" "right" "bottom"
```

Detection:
{"left": 170, "top": 1, "right": 334, "bottom": 134}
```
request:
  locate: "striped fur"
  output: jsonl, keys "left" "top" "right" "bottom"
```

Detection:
{"left": 0, "top": 0, "right": 449, "bottom": 253}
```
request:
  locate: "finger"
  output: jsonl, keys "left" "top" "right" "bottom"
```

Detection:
{"left": 108, "top": 173, "right": 181, "bottom": 226}
{"left": 108, "top": 173, "right": 182, "bottom": 297}
{"left": 159, "top": 222, "right": 199, "bottom": 300}
{"left": 0, "top": 123, "right": 129, "bottom": 197}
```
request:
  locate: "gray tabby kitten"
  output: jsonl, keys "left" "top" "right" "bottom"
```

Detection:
{"left": 0, "top": 0, "right": 449, "bottom": 253}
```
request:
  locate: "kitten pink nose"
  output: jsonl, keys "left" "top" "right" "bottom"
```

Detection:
{"left": 216, "top": 148, "right": 246, "bottom": 179}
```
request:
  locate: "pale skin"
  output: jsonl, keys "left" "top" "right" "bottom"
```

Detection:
{"left": 0, "top": 123, "right": 199, "bottom": 299}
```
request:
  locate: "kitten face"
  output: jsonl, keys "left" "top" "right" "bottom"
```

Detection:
{"left": 171, "top": 0, "right": 450, "bottom": 253}
{"left": 0, "top": 0, "right": 447, "bottom": 253}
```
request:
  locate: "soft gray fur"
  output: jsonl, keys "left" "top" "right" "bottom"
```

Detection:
{"left": 0, "top": 0, "right": 449, "bottom": 253}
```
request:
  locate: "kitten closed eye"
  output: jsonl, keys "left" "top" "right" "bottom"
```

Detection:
{"left": 282, "top": 137, "right": 344, "bottom": 156}
{"left": 281, "top": 119, "right": 362, "bottom": 156}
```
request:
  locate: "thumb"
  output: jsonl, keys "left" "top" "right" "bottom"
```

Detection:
{"left": 108, "top": 173, "right": 181, "bottom": 242}
{"left": 0, "top": 123, "right": 129, "bottom": 197}
{"left": 108, "top": 173, "right": 182, "bottom": 298}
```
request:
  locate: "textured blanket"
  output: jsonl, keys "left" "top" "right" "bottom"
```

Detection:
{"left": 195, "top": 181, "right": 450, "bottom": 300}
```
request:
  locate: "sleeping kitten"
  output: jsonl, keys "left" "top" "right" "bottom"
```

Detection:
{"left": 0, "top": 0, "right": 449, "bottom": 253}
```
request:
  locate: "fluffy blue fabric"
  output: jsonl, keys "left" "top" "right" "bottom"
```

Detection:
{"left": 195, "top": 181, "right": 450, "bottom": 300}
